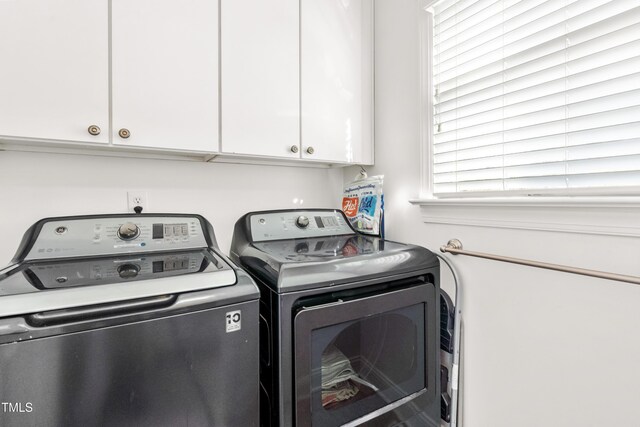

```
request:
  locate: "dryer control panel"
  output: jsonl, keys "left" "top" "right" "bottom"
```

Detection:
{"left": 24, "top": 215, "right": 209, "bottom": 260}
{"left": 249, "top": 210, "right": 354, "bottom": 242}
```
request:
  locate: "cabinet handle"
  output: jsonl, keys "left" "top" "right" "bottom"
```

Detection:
{"left": 290, "top": 145, "right": 299, "bottom": 153}
{"left": 306, "top": 146, "right": 315, "bottom": 155}
{"left": 87, "top": 125, "right": 101, "bottom": 136}
{"left": 118, "top": 128, "right": 131, "bottom": 139}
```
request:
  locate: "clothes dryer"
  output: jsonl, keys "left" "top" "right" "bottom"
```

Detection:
{"left": 231, "top": 209, "right": 440, "bottom": 427}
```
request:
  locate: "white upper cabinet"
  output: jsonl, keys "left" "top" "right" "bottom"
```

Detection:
{"left": 0, "top": 0, "right": 109, "bottom": 144}
{"left": 0, "top": 0, "right": 373, "bottom": 163}
{"left": 111, "top": 0, "right": 219, "bottom": 152}
{"left": 221, "top": 0, "right": 300, "bottom": 158}
{"left": 301, "top": 0, "right": 374, "bottom": 164}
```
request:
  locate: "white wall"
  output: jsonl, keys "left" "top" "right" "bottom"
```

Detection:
{"left": 0, "top": 151, "right": 343, "bottom": 263}
{"left": 354, "top": 1, "right": 640, "bottom": 425}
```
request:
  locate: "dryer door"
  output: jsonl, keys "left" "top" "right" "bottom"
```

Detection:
{"left": 293, "top": 283, "right": 437, "bottom": 427}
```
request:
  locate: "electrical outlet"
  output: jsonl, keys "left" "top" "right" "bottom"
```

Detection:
{"left": 127, "top": 191, "right": 149, "bottom": 213}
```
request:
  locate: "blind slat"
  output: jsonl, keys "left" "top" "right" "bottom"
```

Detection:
{"left": 437, "top": 49, "right": 640, "bottom": 121}
{"left": 435, "top": 0, "right": 634, "bottom": 67}
{"left": 435, "top": 6, "right": 640, "bottom": 90}
{"left": 434, "top": 121, "right": 640, "bottom": 157}
{"left": 432, "top": 0, "right": 640, "bottom": 195}
{"left": 434, "top": 172, "right": 640, "bottom": 194}
{"left": 435, "top": 71, "right": 640, "bottom": 129}
{"left": 435, "top": 143, "right": 640, "bottom": 176}
{"left": 434, "top": 104, "right": 640, "bottom": 145}
{"left": 435, "top": 154, "right": 640, "bottom": 184}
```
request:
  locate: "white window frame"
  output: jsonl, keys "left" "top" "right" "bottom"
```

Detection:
{"left": 413, "top": 0, "right": 640, "bottom": 237}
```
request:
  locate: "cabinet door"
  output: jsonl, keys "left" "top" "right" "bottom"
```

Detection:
{"left": 301, "top": 0, "right": 374, "bottom": 164}
{"left": 0, "top": 0, "right": 109, "bottom": 144}
{"left": 112, "top": 0, "right": 219, "bottom": 152}
{"left": 221, "top": 0, "right": 300, "bottom": 158}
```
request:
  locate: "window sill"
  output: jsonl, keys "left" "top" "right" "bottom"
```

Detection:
{"left": 409, "top": 197, "right": 640, "bottom": 237}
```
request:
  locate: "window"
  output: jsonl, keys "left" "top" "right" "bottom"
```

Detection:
{"left": 430, "top": 0, "right": 640, "bottom": 197}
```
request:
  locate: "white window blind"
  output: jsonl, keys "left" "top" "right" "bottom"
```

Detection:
{"left": 432, "top": 0, "right": 640, "bottom": 196}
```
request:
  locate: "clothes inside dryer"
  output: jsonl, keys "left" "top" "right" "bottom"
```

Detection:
{"left": 309, "top": 303, "right": 426, "bottom": 425}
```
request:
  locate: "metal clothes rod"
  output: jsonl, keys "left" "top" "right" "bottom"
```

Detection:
{"left": 440, "top": 239, "right": 640, "bottom": 286}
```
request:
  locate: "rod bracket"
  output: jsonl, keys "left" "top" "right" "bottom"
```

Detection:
{"left": 441, "top": 239, "right": 463, "bottom": 253}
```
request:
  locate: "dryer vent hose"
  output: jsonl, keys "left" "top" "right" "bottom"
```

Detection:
{"left": 435, "top": 252, "right": 462, "bottom": 427}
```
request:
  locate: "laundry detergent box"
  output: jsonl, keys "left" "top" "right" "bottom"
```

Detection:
{"left": 341, "top": 175, "right": 384, "bottom": 237}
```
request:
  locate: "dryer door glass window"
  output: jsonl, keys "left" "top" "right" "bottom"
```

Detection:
{"left": 294, "top": 284, "right": 430, "bottom": 427}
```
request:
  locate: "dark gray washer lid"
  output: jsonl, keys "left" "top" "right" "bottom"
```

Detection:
{"left": 238, "top": 235, "right": 438, "bottom": 293}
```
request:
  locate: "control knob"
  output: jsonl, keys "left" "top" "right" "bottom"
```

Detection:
{"left": 118, "top": 222, "right": 140, "bottom": 240}
{"left": 296, "top": 215, "right": 310, "bottom": 229}
{"left": 295, "top": 242, "right": 309, "bottom": 253}
{"left": 117, "top": 264, "right": 140, "bottom": 279}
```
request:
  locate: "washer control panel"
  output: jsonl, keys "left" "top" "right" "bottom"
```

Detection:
{"left": 249, "top": 210, "right": 354, "bottom": 242}
{"left": 25, "top": 216, "right": 208, "bottom": 260}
